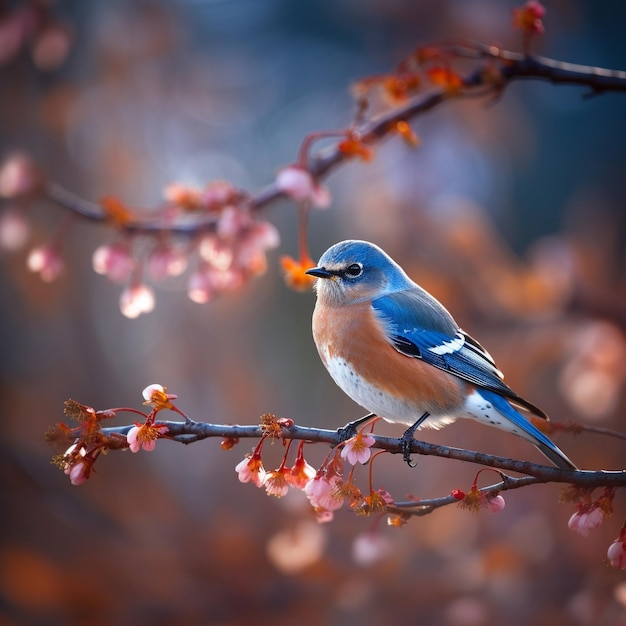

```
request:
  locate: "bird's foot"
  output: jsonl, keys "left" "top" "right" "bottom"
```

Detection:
{"left": 400, "top": 427, "right": 418, "bottom": 467}
{"left": 399, "top": 412, "right": 430, "bottom": 467}
{"left": 336, "top": 413, "right": 376, "bottom": 445}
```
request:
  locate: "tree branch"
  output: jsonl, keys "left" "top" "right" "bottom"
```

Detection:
{"left": 388, "top": 475, "right": 540, "bottom": 517}
{"left": 42, "top": 46, "right": 626, "bottom": 235}
{"left": 100, "top": 418, "right": 626, "bottom": 489}
{"left": 457, "top": 41, "right": 626, "bottom": 93}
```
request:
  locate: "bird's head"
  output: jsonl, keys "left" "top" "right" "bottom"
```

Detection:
{"left": 306, "top": 240, "right": 412, "bottom": 306}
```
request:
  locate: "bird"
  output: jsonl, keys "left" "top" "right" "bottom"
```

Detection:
{"left": 305, "top": 239, "right": 577, "bottom": 470}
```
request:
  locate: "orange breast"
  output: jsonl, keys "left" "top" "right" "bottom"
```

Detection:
{"left": 312, "top": 300, "right": 467, "bottom": 421}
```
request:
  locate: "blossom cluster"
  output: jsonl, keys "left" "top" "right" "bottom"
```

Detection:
{"left": 350, "top": 27, "right": 480, "bottom": 111}
{"left": 235, "top": 427, "right": 391, "bottom": 522}
{"left": 565, "top": 487, "right": 615, "bottom": 538}
{"left": 49, "top": 384, "right": 178, "bottom": 485}
{"left": 0, "top": 157, "right": 284, "bottom": 317}
{"left": 50, "top": 400, "right": 120, "bottom": 486}
{"left": 97, "top": 183, "right": 283, "bottom": 316}
{"left": 452, "top": 469, "right": 509, "bottom": 514}
{"left": 0, "top": 152, "right": 339, "bottom": 317}
{"left": 564, "top": 487, "right": 625, "bottom": 570}
{"left": 275, "top": 166, "right": 331, "bottom": 209}
{"left": 350, "top": 1, "right": 546, "bottom": 113}
{"left": 567, "top": 506, "right": 604, "bottom": 537}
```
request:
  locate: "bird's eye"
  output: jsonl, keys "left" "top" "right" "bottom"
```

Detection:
{"left": 344, "top": 263, "right": 363, "bottom": 277}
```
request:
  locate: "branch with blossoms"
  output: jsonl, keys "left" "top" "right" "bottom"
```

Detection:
{"left": 2, "top": 2, "right": 626, "bottom": 314}
{"left": 47, "top": 384, "right": 626, "bottom": 569}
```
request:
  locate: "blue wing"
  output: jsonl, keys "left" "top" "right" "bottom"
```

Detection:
{"left": 371, "top": 289, "right": 548, "bottom": 419}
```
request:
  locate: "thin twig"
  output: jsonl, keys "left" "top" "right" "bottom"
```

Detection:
{"left": 388, "top": 475, "right": 539, "bottom": 516}
{"left": 578, "top": 424, "right": 626, "bottom": 442}
{"left": 454, "top": 41, "right": 626, "bottom": 92}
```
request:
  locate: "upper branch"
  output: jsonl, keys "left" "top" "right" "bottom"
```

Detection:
{"left": 462, "top": 42, "right": 626, "bottom": 93}
{"left": 42, "top": 46, "right": 626, "bottom": 235}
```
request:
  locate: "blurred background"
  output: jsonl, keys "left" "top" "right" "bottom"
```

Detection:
{"left": 0, "top": 0, "right": 625, "bottom": 624}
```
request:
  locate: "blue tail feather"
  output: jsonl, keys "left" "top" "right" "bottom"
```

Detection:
{"left": 478, "top": 389, "right": 577, "bottom": 470}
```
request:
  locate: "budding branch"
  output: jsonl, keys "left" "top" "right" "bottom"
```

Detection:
{"left": 100, "top": 418, "right": 626, "bottom": 490}
{"left": 44, "top": 45, "right": 626, "bottom": 235}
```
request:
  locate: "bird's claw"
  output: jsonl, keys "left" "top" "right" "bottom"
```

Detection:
{"left": 398, "top": 412, "right": 430, "bottom": 467}
{"left": 400, "top": 428, "right": 418, "bottom": 467}
{"left": 335, "top": 413, "right": 376, "bottom": 445}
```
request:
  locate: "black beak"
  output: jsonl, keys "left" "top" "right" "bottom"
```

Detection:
{"left": 305, "top": 266, "right": 332, "bottom": 279}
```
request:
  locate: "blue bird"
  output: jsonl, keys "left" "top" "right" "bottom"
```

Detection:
{"left": 306, "top": 240, "right": 577, "bottom": 470}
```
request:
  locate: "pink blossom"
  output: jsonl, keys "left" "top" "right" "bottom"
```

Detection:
{"left": 568, "top": 507, "right": 604, "bottom": 537}
{"left": 287, "top": 456, "right": 317, "bottom": 490}
{"left": 187, "top": 268, "right": 214, "bottom": 303}
{"left": 187, "top": 215, "right": 279, "bottom": 304}
{"left": 246, "top": 221, "right": 280, "bottom": 251}
{"left": 513, "top": 1, "right": 546, "bottom": 35}
{"left": 200, "top": 180, "right": 239, "bottom": 211}
{"left": 0, "top": 207, "right": 29, "bottom": 251}
{"left": 62, "top": 443, "right": 93, "bottom": 486}
{"left": 143, "top": 383, "right": 168, "bottom": 403}
{"left": 236, "top": 221, "right": 280, "bottom": 275}
{"left": 239, "top": 248, "right": 267, "bottom": 277}
{"left": 276, "top": 166, "right": 331, "bottom": 208}
{"left": 266, "top": 520, "right": 327, "bottom": 574}
{"left": 26, "top": 244, "right": 64, "bottom": 282}
{"left": 376, "top": 488, "right": 395, "bottom": 505}
{"left": 238, "top": 221, "right": 280, "bottom": 260}
{"left": 190, "top": 263, "right": 243, "bottom": 296}
{"left": 147, "top": 245, "right": 188, "bottom": 280}
{"left": 194, "top": 218, "right": 279, "bottom": 297}
{"left": 487, "top": 494, "right": 506, "bottom": 513}
{"left": 340, "top": 432, "right": 376, "bottom": 465}
{"left": 264, "top": 468, "right": 290, "bottom": 498}
{"left": 235, "top": 455, "right": 266, "bottom": 488}
{"left": 119, "top": 283, "right": 155, "bottom": 318}
{"left": 68, "top": 461, "right": 89, "bottom": 485}
{"left": 127, "top": 425, "right": 154, "bottom": 453}
{"left": 126, "top": 423, "right": 168, "bottom": 453}
{"left": 352, "top": 532, "right": 392, "bottom": 566}
{"left": 607, "top": 539, "right": 626, "bottom": 569}
{"left": 142, "top": 383, "right": 177, "bottom": 410}
{"left": 198, "top": 235, "right": 233, "bottom": 270}
{"left": 92, "top": 243, "right": 135, "bottom": 283}
{"left": 0, "top": 154, "right": 41, "bottom": 198}
{"left": 304, "top": 474, "right": 344, "bottom": 511}
{"left": 209, "top": 266, "right": 244, "bottom": 292}
{"left": 216, "top": 205, "right": 249, "bottom": 239}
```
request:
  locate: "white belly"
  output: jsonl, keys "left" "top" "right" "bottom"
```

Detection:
{"left": 323, "top": 352, "right": 456, "bottom": 429}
